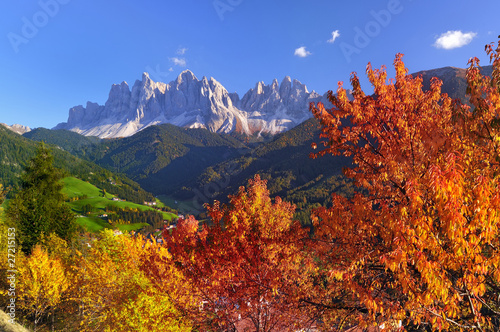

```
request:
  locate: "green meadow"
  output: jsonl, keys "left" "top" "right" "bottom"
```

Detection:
{"left": 0, "top": 178, "right": 176, "bottom": 232}
{"left": 62, "top": 177, "right": 176, "bottom": 232}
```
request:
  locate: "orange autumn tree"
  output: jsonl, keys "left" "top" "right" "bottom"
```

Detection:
{"left": 163, "top": 175, "right": 317, "bottom": 331}
{"left": 309, "top": 41, "right": 500, "bottom": 330}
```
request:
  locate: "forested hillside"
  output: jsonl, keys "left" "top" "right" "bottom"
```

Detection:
{"left": 172, "top": 118, "right": 355, "bottom": 222}
{"left": 1, "top": 126, "right": 153, "bottom": 204}
{"left": 21, "top": 118, "right": 353, "bottom": 223}
{"left": 25, "top": 124, "right": 251, "bottom": 195}
{"left": 23, "top": 128, "right": 101, "bottom": 157}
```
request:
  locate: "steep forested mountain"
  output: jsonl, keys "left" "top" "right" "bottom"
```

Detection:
{"left": 170, "top": 118, "right": 354, "bottom": 222}
{"left": 1, "top": 126, "right": 153, "bottom": 203}
{"left": 413, "top": 65, "right": 493, "bottom": 103}
{"left": 97, "top": 124, "right": 249, "bottom": 192}
{"left": 24, "top": 128, "right": 101, "bottom": 156}
{"left": 25, "top": 124, "right": 251, "bottom": 195}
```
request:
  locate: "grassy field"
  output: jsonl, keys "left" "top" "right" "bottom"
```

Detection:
{"left": 75, "top": 216, "right": 113, "bottom": 232}
{"left": 1, "top": 177, "right": 177, "bottom": 233}
{"left": 63, "top": 177, "right": 176, "bottom": 232}
{"left": 116, "top": 223, "right": 149, "bottom": 231}
{"left": 62, "top": 176, "right": 114, "bottom": 199}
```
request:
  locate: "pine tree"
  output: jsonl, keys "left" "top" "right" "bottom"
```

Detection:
{"left": 6, "top": 143, "right": 76, "bottom": 254}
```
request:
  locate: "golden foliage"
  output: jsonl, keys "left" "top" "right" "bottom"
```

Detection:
{"left": 17, "top": 245, "right": 70, "bottom": 330}
{"left": 78, "top": 230, "right": 191, "bottom": 332}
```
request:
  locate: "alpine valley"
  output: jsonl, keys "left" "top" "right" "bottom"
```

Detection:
{"left": 3, "top": 65, "right": 492, "bottom": 223}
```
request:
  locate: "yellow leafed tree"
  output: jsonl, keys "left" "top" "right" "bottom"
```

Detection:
{"left": 78, "top": 229, "right": 192, "bottom": 332}
{"left": 17, "top": 245, "right": 70, "bottom": 332}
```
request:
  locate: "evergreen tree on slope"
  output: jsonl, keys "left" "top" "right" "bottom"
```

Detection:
{"left": 7, "top": 143, "right": 75, "bottom": 254}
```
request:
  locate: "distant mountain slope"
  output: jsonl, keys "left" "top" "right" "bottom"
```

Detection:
{"left": 1, "top": 123, "right": 31, "bottom": 135}
{"left": 24, "top": 128, "right": 101, "bottom": 155}
{"left": 169, "top": 118, "right": 355, "bottom": 222}
{"left": 24, "top": 123, "right": 251, "bottom": 195}
{"left": 413, "top": 65, "right": 493, "bottom": 103}
{"left": 0, "top": 126, "right": 153, "bottom": 204}
{"left": 54, "top": 70, "right": 323, "bottom": 138}
{"left": 96, "top": 124, "right": 250, "bottom": 194}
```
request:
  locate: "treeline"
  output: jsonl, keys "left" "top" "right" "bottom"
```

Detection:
{"left": 105, "top": 205, "right": 165, "bottom": 229}
{"left": 98, "top": 178, "right": 154, "bottom": 204}
{"left": 23, "top": 128, "right": 101, "bottom": 156}
{"left": 285, "top": 174, "right": 355, "bottom": 224}
{"left": 0, "top": 126, "right": 37, "bottom": 193}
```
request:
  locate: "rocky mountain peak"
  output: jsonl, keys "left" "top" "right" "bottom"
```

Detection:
{"left": 176, "top": 70, "right": 198, "bottom": 85}
{"left": 292, "top": 79, "right": 308, "bottom": 94}
{"left": 55, "top": 71, "right": 319, "bottom": 138}
{"left": 1, "top": 123, "right": 31, "bottom": 135}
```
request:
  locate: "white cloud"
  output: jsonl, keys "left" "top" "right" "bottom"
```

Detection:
{"left": 177, "top": 47, "right": 188, "bottom": 55}
{"left": 170, "top": 57, "right": 187, "bottom": 67}
{"left": 327, "top": 30, "right": 340, "bottom": 43}
{"left": 433, "top": 30, "right": 477, "bottom": 50}
{"left": 169, "top": 67, "right": 174, "bottom": 72}
{"left": 294, "top": 46, "right": 312, "bottom": 58}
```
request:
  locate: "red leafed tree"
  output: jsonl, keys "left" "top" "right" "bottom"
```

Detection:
{"left": 309, "top": 40, "right": 500, "bottom": 330}
{"left": 164, "top": 175, "right": 317, "bottom": 331}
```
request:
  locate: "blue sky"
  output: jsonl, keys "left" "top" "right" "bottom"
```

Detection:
{"left": 0, "top": 0, "right": 498, "bottom": 129}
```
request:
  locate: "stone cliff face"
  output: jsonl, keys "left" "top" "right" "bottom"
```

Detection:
{"left": 55, "top": 70, "right": 321, "bottom": 138}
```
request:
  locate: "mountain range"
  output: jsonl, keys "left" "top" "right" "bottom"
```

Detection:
{"left": 53, "top": 65, "right": 492, "bottom": 139}
{"left": 3, "top": 64, "right": 493, "bottom": 222}
{"left": 54, "top": 71, "right": 326, "bottom": 138}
